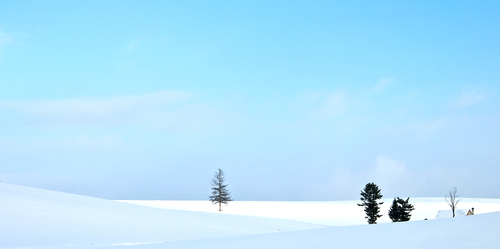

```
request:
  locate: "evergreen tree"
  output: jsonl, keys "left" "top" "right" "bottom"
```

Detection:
{"left": 388, "top": 197, "right": 415, "bottom": 222}
{"left": 357, "top": 182, "right": 384, "bottom": 224}
{"left": 209, "top": 168, "right": 233, "bottom": 212}
{"left": 388, "top": 198, "right": 401, "bottom": 222}
{"left": 399, "top": 197, "right": 415, "bottom": 221}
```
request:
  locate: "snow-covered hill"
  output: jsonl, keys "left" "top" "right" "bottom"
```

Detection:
{"left": 0, "top": 183, "right": 323, "bottom": 248}
{"left": 141, "top": 212, "right": 500, "bottom": 249}
{"left": 1, "top": 183, "right": 499, "bottom": 249}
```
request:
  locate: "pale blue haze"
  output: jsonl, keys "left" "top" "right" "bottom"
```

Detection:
{"left": 0, "top": 1, "right": 499, "bottom": 200}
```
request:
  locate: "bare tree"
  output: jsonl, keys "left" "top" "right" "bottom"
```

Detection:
{"left": 445, "top": 187, "right": 461, "bottom": 217}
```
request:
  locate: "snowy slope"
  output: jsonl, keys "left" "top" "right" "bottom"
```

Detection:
{"left": 134, "top": 212, "right": 500, "bottom": 249}
{"left": 0, "top": 183, "right": 324, "bottom": 248}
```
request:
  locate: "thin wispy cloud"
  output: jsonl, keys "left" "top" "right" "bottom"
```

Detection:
{"left": 0, "top": 135, "right": 122, "bottom": 153}
{"left": 371, "top": 155, "right": 407, "bottom": 188}
{"left": 125, "top": 33, "right": 153, "bottom": 51}
{"left": 300, "top": 90, "right": 347, "bottom": 122}
{"left": 451, "top": 92, "right": 487, "bottom": 108}
{"left": 0, "top": 29, "right": 13, "bottom": 46}
{"left": 126, "top": 39, "right": 141, "bottom": 51}
{"left": 376, "top": 117, "right": 448, "bottom": 139}
{"left": 406, "top": 117, "right": 448, "bottom": 138}
{"left": 298, "top": 90, "right": 323, "bottom": 103}
{"left": 307, "top": 156, "right": 410, "bottom": 200}
{"left": 0, "top": 90, "right": 193, "bottom": 125}
{"left": 0, "top": 90, "right": 237, "bottom": 133}
{"left": 117, "top": 61, "right": 135, "bottom": 71}
{"left": 373, "top": 77, "right": 396, "bottom": 92}
{"left": 367, "top": 155, "right": 471, "bottom": 198}
{"left": 448, "top": 85, "right": 490, "bottom": 109}
{"left": 0, "top": 28, "right": 14, "bottom": 55}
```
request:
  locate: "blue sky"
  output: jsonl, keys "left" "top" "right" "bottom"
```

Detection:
{"left": 1, "top": 1, "right": 499, "bottom": 200}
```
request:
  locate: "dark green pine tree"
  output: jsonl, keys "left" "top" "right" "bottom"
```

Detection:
{"left": 388, "top": 197, "right": 415, "bottom": 222}
{"left": 388, "top": 198, "right": 401, "bottom": 222}
{"left": 399, "top": 197, "right": 415, "bottom": 222}
{"left": 357, "top": 182, "right": 384, "bottom": 224}
{"left": 209, "top": 168, "right": 233, "bottom": 212}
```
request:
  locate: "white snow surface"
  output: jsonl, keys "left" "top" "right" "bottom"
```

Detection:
{"left": 435, "top": 209, "right": 469, "bottom": 219}
{"left": 0, "top": 183, "right": 323, "bottom": 248}
{"left": 2, "top": 183, "right": 500, "bottom": 249}
{"left": 120, "top": 198, "right": 500, "bottom": 226}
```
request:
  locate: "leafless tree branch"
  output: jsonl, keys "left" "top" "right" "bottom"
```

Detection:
{"left": 445, "top": 187, "right": 461, "bottom": 218}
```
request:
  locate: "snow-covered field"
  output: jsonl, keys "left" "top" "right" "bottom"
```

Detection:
{"left": 1, "top": 183, "right": 500, "bottom": 248}
{"left": 120, "top": 197, "right": 500, "bottom": 226}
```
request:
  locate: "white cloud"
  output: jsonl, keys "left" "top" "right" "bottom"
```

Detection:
{"left": 126, "top": 39, "right": 140, "bottom": 51}
{"left": 452, "top": 93, "right": 487, "bottom": 108}
{"left": 0, "top": 90, "right": 193, "bottom": 125}
{"left": 1, "top": 135, "right": 122, "bottom": 153}
{"left": 0, "top": 29, "right": 14, "bottom": 56}
{"left": 307, "top": 156, "right": 409, "bottom": 200}
{"left": 371, "top": 155, "right": 407, "bottom": 189}
{"left": 0, "top": 90, "right": 237, "bottom": 133}
{"left": 376, "top": 116, "right": 448, "bottom": 139}
{"left": 66, "top": 135, "right": 121, "bottom": 150}
{"left": 449, "top": 85, "right": 489, "bottom": 109}
{"left": 309, "top": 90, "right": 347, "bottom": 122}
{"left": 125, "top": 33, "right": 153, "bottom": 51}
{"left": 319, "top": 155, "right": 484, "bottom": 200}
{"left": 373, "top": 77, "right": 395, "bottom": 92}
{"left": 405, "top": 117, "right": 447, "bottom": 138}
{"left": 298, "top": 90, "right": 323, "bottom": 103}
{"left": 0, "top": 29, "right": 13, "bottom": 47}
{"left": 321, "top": 167, "right": 359, "bottom": 200}
{"left": 118, "top": 61, "right": 135, "bottom": 71}
{"left": 293, "top": 89, "right": 348, "bottom": 125}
